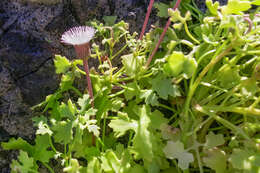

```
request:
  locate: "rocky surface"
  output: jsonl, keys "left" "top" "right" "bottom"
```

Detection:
{"left": 0, "top": 0, "right": 228, "bottom": 171}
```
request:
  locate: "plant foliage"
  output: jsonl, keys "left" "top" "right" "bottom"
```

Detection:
{"left": 2, "top": 0, "right": 260, "bottom": 172}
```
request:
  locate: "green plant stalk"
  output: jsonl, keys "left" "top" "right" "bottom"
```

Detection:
{"left": 184, "top": 22, "right": 200, "bottom": 44}
{"left": 69, "top": 86, "right": 83, "bottom": 97}
{"left": 102, "top": 114, "right": 107, "bottom": 151}
{"left": 108, "top": 89, "right": 125, "bottom": 98}
{"left": 64, "top": 144, "right": 68, "bottom": 166}
{"left": 184, "top": 44, "right": 233, "bottom": 120}
{"left": 181, "top": 43, "right": 233, "bottom": 145}
{"left": 127, "top": 131, "right": 134, "bottom": 147}
{"left": 42, "top": 162, "right": 54, "bottom": 173}
{"left": 250, "top": 96, "right": 260, "bottom": 109}
{"left": 203, "top": 105, "right": 260, "bottom": 118}
{"left": 198, "top": 118, "right": 215, "bottom": 143}
{"left": 193, "top": 135, "right": 203, "bottom": 173}
{"left": 195, "top": 105, "right": 250, "bottom": 140}
{"left": 49, "top": 136, "right": 57, "bottom": 153}
{"left": 111, "top": 44, "right": 128, "bottom": 60}
{"left": 158, "top": 103, "right": 176, "bottom": 112}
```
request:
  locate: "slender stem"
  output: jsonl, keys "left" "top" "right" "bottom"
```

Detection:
{"left": 82, "top": 57, "right": 96, "bottom": 146}
{"left": 83, "top": 58, "right": 94, "bottom": 107}
{"left": 49, "top": 136, "right": 57, "bottom": 153}
{"left": 193, "top": 135, "right": 203, "bottom": 173}
{"left": 145, "top": 0, "right": 182, "bottom": 68}
{"left": 69, "top": 86, "right": 82, "bottom": 97}
{"left": 128, "top": 131, "right": 134, "bottom": 147}
{"left": 111, "top": 44, "right": 128, "bottom": 60}
{"left": 184, "top": 44, "right": 233, "bottom": 119}
{"left": 184, "top": 22, "right": 200, "bottom": 44}
{"left": 195, "top": 105, "right": 250, "bottom": 140}
{"left": 203, "top": 105, "right": 260, "bottom": 118}
{"left": 158, "top": 103, "right": 176, "bottom": 112}
{"left": 42, "top": 162, "right": 55, "bottom": 173}
{"left": 102, "top": 114, "right": 107, "bottom": 151}
{"left": 139, "top": 0, "right": 155, "bottom": 40}
{"left": 193, "top": 45, "right": 233, "bottom": 90}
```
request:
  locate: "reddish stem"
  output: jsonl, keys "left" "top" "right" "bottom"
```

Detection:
{"left": 139, "top": 0, "right": 155, "bottom": 40}
{"left": 74, "top": 43, "right": 94, "bottom": 107}
{"left": 83, "top": 58, "right": 94, "bottom": 107}
{"left": 145, "top": 0, "right": 182, "bottom": 68}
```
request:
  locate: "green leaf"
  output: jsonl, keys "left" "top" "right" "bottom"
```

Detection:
{"left": 11, "top": 151, "right": 36, "bottom": 173}
{"left": 164, "top": 52, "right": 186, "bottom": 77}
{"left": 52, "top": 120, "right": 73, "bottom": 144}
{"left": 183, "top": 57, "right": 197, "bottom": 79}
{"left": 229, "top": 149, "right": 259, "bottom": 171}
{"left": 154, "top": 2, "right": 170, "bottom": 18}
{"left": 163, "top": 141, "right": 194, "bottom": 170}
{"left": 87, "top": 157, "right": 102, "bottom": 173}
{"left": 217, "top": 65, "right": 241, "bottom": 88}
{"left": 133, "top": 106, "right": 154, "bottom": 162}
{"left": 222, "top": 0, "right": 251, "bottom": 15}
{"left": 58, "top": 102, "right": 75, "bottom": 120}
{"left": 203, "top": 149, "right": 227, "bottom": 173}
{"left": 77, "top": 94, "right": 91, "bottom": 113}
{"left": 88, "top": 124, "right": 100, "bottom": 137}
{"left": 33, "top": 135, "right": 55, "bottom": 163}
{"left": 206, "top": 0, "right": 219, "bottom": 15}
{"left": 54, "top": 55, "right": 71, "bottom": 74}
{"left": 252, "top": 0, "right": 260, "bottom": 5}
{"left": 110, "top": 98, "right": 125, "bottom": 112}
{"left": 2, "top": 138, "right": 34, "bottom": 155}
{"left": 32, "top": 116, "right": 53, "bottom": 136}
{"left": 103, "top": 16, "right": 117, "bottom": 26}
{"left": 150, "top": 110, "right": 168, "bottom": 130}
{"left": 122, "top": 54, "right": 143, "bottom": 76}
{"left": 109, "top": 112, "right": 137, "bottom": 137}
{"left": 240, "top": 78, "right": 258, "bottom": 98}
{"left": 151, "top": 74, "right": 180, "bottom": 99}
{"left": 130, "top": 165, "right": 146, "bottom": 173}
{"left": 101, "top": 149, "right": 131, "bottom": 173}
{"left": 63, "top": 159, "right": 82, "bottom": 173}
{"left": 124, "top": 82, "right": 139, "bottom": 101}
{"left": 164, "top": 51, "right": 197, "bottom": 78}
{"left": 205, "top": 132, "right": 225, "bottom": 149}
{"left": 60, "top": 72, "right": 74, "bottom": 91}
{"left": 140, "top": 90, "right": 159, "bottom": 106}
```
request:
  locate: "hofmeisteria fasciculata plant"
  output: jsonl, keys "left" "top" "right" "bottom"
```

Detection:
{"left": 61, "top": 26, "right": 95, "bottom": 108}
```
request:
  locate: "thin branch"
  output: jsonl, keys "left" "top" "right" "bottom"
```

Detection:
{"left": 139, "top": 0, "right": 155, "bottom": 40}
{"left": 145, "top": 0, "right": 182, "bottom": 68}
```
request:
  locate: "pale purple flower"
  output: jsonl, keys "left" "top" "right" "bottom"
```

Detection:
{"left": 61, "top": 26, "right": 95, "bottom": 46}
{"left": 61, "top": 26, "right": 96, "bottom": 108}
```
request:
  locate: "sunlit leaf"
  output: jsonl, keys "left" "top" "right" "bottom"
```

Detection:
{"left": 151, "top": 74, "right": 181, "bottom": 99}
{"left": 63, "top": 159, "right": 82, "bottom": 173}
{"left": 205, "top": 132, "right": 225, "bottom": 149}
{"left": 54, "top": 55, "right": 71, "bottom": 74}
{"left": 206, "top": 0, "right": 219, "bottom": 15}
{"left": 163, "top": 141, "right": 194, "bottom": 170}
{"left": 222, "top": 0, "right": 251, "bottom": 15}
{"left": 10, "top": 151, "right": 36, "bottom": 173}
{"left": 203, "top": 149, "right": 227, "bottom": 173}
{"left": 109, "top": 112, "right": 137, "bottom": 137}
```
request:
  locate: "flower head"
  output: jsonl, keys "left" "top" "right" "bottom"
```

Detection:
{"left": 61, "top": 26, "right": 95, "bottom": 59}
{"left": 61, "top": 26, "right": 95, "bottom": 46}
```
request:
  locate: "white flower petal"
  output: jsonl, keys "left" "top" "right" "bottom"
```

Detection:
{"left": 61, "top": 26, "right": 95, "bottom": 45}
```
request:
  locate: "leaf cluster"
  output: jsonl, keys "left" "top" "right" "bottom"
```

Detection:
{"left": 2, "top": 1, "right": 260, "bottom": 172}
